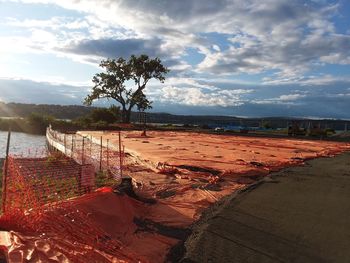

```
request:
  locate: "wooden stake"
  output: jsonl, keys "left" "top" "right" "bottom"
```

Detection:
{"left": 119, "top": 131, "right": 123, "bottom": 178}
{"left": 100, "top": 136, "right": 103, "bottom": 171}
{"left": 82, "top": 136, "right": 85, "bottom": 165}
{"left": 106, "top": 139, "right": 109, "bottom": 167}
{"left": 2, "top": 127, "right": 11, "bottom": 213}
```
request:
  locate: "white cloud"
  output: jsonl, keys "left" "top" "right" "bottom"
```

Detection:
{"left": 278, "top": 94, "right": 306, "bottom": 101}
{"left": 156, "top": 86, "right": 252, "bottom": 107}
{"left": 263, "top": 74, "right": 350, "bottom": 86}
{"left": 0, "top": 0, "right": 350, "bottom": 91}
{"left": 162, "top": 77, "right": 218, "bottom": 91}
{"left": 252, "top": 93, "right": 306, "bottom": 105}
{"left": 212, "top": 45, "right": 221, "bottom": 52}
{"left": 6, "top": 0, "right": 348, "bottom": 80}
{"left": 320, "top": 53, "right": 350, "bottom": 65}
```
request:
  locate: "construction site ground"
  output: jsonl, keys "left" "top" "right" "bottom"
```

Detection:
{"left": 76, "top": 130, "right": 350, "bottom": 262}
{"left": 182, "top": 151, "right": 350, "bottom": 263}
{"left": 1, "top": 130, "right": 350, "bottom": 262}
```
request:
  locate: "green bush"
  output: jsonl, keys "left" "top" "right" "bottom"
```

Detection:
{"left": 90, "top": 107, "right": 119, "bottom": 124}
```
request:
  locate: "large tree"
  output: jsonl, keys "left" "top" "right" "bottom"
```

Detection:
{"left": 84, "top": 54, "right": 169, "bottom": 123}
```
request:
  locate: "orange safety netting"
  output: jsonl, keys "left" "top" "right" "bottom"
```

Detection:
{"left": 0, "top": 156, "right": 147, "bottom": 262}
{"left": 2, "top": 156, "right": 95, "bottom": 213}
{"left": 1, "top": 130, "right": 350, "bottom": 263}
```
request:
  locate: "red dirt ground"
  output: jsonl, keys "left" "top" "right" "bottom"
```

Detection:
{"left": 2, "top": 131, "right": 350, "bottom": 262}
{"left": 83, "top": 131, "right": 348, "bottom": 173}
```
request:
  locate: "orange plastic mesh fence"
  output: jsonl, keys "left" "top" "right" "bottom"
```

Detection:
{"left": 3, "top": 156, "right": 95, "bottom": 213}
{"left": 0, "top": 154, "right": 142, "bottom": 262}
{"left": 0, "top": 128, "right": 136, "bottom": 262}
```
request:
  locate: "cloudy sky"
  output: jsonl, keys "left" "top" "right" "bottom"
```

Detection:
{"left": 0, "top": 0, "right": 350, "bottom": 118}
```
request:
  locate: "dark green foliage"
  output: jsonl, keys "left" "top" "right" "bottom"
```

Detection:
{"left": 90, "top": 106, "right": 120, "bottom": 124}
{"left": 28, "top": 113, "right": 55, "bottom": 133}
{"left": 200, "top": 124, "right": 211, "bottom": 129}
{"left": 0, "top": 118, "right": 25, "bottom": 132}
{"left": 261, "top": 120, "right": 272, "bottom": 129}
{"left": 72, "top": 115, "right": 92, "bottom": 128}
{"left": 0, "top": 101, "right": 123, "bottom": 133}
{"left": 0, "top": 101, "right": 96, "bottom": 119}
{"left": 95, "top": 171, "right": 117, "bottom": 188}
{"left": 0, "top": 113, "right": 56, "bottom": 134}
{"left": 135, "top": 92, "right": 152, "bottom": 112}
{"left": 325, "top": 128, "right": 336, "bottom": 135}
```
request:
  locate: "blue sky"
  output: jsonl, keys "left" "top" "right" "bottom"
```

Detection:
{"left": 0, "top": 0, "right": 350, "bottom": 118}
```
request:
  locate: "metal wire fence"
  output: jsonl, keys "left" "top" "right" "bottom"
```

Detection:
{"left": 0, "top": 155, "right": 141, "bottom": 262}
{"left": 1, "top": 127, "right": 125, "bottom": 216}
{"left": 0, "top": 128, "right": 138, "bottom": 262}
{"left": 46, "top": 126, "right": 124, "bottom": 179}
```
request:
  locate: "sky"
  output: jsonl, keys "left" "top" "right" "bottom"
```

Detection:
{"left": 0, "top": 0, "right": 350, "bottom": 118}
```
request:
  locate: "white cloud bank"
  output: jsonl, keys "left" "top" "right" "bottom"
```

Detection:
{"left": 3, "top": 0, "right": 350, "bottom": 79}
{"left": 158, "top": 86, "right": 252, "bottom": 107}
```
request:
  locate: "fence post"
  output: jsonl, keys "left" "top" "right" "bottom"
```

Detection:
{"left": 82, "top": 136, "right": 85, "bottom": 165}
{"left": 64, "top": 134, "right": 67, "bottom": 155}
{"left": 71, "top": 135, "right": 74, "bottom": 158}
{"left": 119, "top": 131, "right": 123, "bottom": 178}
{"left": 106, "top": 139, "right": 109, "bottom": 167}
{"left": 90, "top": 135, "right": 92, "bottom": 157}
{"left": 122, "top": 145, "right": 125, "bottom": 176}
{"left": 99, "top": 136, "right": 103, "bottom": 171}
{"left": 78, "top": 165, "right": 82, "bottom": 192}
{"left": 2, "top": 128, "right": 11, "bottom": 213}
{"left": 144, "top": 112, "right": 147, "bottom": 136}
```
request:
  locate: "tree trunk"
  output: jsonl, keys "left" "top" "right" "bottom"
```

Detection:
{"left": 121, "top": 108, "right": 131, "bottom": 123}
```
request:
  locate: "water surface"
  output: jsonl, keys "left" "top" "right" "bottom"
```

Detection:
{"left": 0, "top": 131, "right": 46, "bottom": 158}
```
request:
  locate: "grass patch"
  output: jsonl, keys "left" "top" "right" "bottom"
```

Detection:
{"left": 95, "top": 171, "right": 118, "bottom": 188}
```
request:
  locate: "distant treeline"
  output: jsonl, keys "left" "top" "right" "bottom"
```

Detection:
{"left": 0, "top": 102, "right": 349, "bottom": 131}
{"left": 0, "top": 115, "right": 81, "bottom": 135}
{"left": 0, "top": 102, "right": 97, "bottom": 119}
{"left": 0, "top": 106, "right": 122, "bottom": 135}
{"left": 144, "top": 113, "right": 350, "bottom": 131}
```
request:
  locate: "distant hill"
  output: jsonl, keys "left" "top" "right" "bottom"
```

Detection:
{"left": 140, "top": 112, "right": 349, "bottom": 130}
{"left": 0, "top": 102, "right": 97, "bottom": 120}
{"left": 0, "top": 102, "right": 349, "bottom": 130}
{"left": 136, "top": 112, "right": 240, "bottom": 125}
